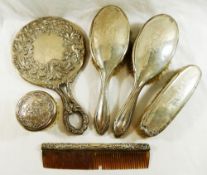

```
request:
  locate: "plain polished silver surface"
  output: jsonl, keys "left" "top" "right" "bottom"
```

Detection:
{"left": 140, "top": 65, "right": 201, "bottom": 136}
{"left": 16, "top": 91, "right": 57, "bottom": 131}
{"left": 90, "top": 5, "right": 130, "bottom": 134}
{"left": 113, "top": 14, "right": 179, "bottom": 137}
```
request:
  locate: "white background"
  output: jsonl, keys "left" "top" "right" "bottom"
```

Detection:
{"left": 0, "top": 0, "right": 206, "bottom": 174}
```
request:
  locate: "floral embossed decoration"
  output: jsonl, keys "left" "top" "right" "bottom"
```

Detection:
{"left": 12, "top": 16, "right": 85, "bottom": 89}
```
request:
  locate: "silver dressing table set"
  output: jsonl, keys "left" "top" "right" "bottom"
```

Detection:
{"left": 12, "top": 5, "right": 201, "bottom": 169}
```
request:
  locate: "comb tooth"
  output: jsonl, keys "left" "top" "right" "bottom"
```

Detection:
{"left": 124, "top": 152, "right": 126, "bottom": 169}
{"left": 106, "top": 151, "right": 108, "bottom": 169}
{"left": 146, "top": 152, "right": 149, "bottom": 167}
{"left": 144, "top": 152, "right": 147, "bottom": 168}
{"left": 98, "top": 151, "right": 101, "bottom": 169}
{"left": 92, "top": 151, "right": 95, "bottom": 169}
{"left": 111, "top": 152, "right": 113, "bottom": 169}
{"left": 107, "top": 152, "right": 110, "bottom": 169}
{"left": 136, "top": 153, "right": 139, "bottom": 168}
{"left": 102, "top": 151, "right": 105, "bottom": 169}
{"left": 141, "top": 155, "right": 144, "bottom": 168}
{"left": 123, "top": 152, "right": 125, "bottom": 169}
{"left": 134, "top": 153, "right": 137, "bottom": 168}
{"left": 112, "top": 152, "right": 114, "bottom": 169}
{"left": 100, "top": 151, "right": 102, "bottom": 169}
{"left": 94, "top": 151, "right": 96, "bottom": 169}
{"left": 141, "top": 153, "right": 144, "bottom": 168}
{"left": 96, "top": 151, "right": 99, "bottom": 169}
{"left": 110, "top": 156, "right": 111, "bottom": 169}
{"left": 114, "top": 152, "right": 117, "bottom": 169}
{"left": 132, "top": 153, "right": 134, "bottom": 169}
{"left": 98, "top": 151, "right": 100, "bottom": 169}
{"left": 136, "top": 152, "right": 140, "bottom": 168}
{"left": 130, "top": 152, "right": 133, "bottom": 169}
{"left": 117, "top": 152, "right": 120, "bottom": 169}
{"left": 140, "top": 153, "right": 145, "bottom": 168}
{"left": 144, "top": 153, "right": 147, "bottom": 168}
{"left": 114, "top": 152, "right": 116, "bottom": 169}
{"left": 142, "top": 153, "right": 145, "bottom": 168}
{"left": 97, "top": 151, "right": 101, "bottom": 169}
{"left": 123, "top": 152, "right": 126, "bottom": 169}
{"left": 118, "top": 152, "right": 121, "bottom": 169}
{"left": 101, "top": 152, "right": 103, "bottom": 169}
{"left": 129, "top": 152, "right": 132, "bottom": 169}
{"left": 143, "top": 155, "right": 145, "bottom": 168}
{"left": 108, "top": 152, "right": 110, "bottom": 169}
{"left": 145, "top": 156, "right": 148, "bottom": 167}
{"left": 104, "top": 152, "right": 107, "bottom": 169}
{"left": 106, "top": 151, "right": 111, "bottom": 169}
{"left": 139, "top": 153, "right": 143, "bottom": 168}
{"left": 110, "top": 152, "right": 112, "bottom": 169}
{"left": 128, "top": 153, "right": 131, "bottom": 169}
{"left": 127, "top": 152, "right": 131, "bottom": 169}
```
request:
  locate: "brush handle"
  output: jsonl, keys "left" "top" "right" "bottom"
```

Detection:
{"left": 55, "top": 84, "right": 89, "bottom": 134}
{"left": 94, "top": 73, "right": 110, "bottom": 135}
{"left": 113, "top": 84, "right": 142, "bottom": 137}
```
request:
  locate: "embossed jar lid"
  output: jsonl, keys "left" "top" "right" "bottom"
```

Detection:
{"left": 16, "top": 91, "right": 57, "bottom": 131}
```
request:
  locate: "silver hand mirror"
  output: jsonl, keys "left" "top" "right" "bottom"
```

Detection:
{"left": 90, "top": 5, "right": 130, "bottom": 134}
{"left": 13, "top": 16, "right": 89, "bottom": 134}
{"left": 113, "top": 14, "right": 179, "bottom": 137}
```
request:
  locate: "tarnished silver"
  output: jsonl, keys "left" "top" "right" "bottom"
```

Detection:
{"left": 113, "top": 14, "right": 179, "bottom": 137}
{"left": 42, "top": 143, "right": 150, "bottom": 151}
{"left": 13, "top": 17, "right": 89, "bottom": 134}
{"left": 16, "top": 91, "right": 56, "bottom": 131}
{"left": 140, "top": 65, "right": 201, "bottom": 136}
{"left": 90, "top": 5, "right": 130, "bottom": 134}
